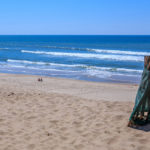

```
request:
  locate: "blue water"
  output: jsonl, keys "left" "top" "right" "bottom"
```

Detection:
{"left": 0, "top": 35, "right": 150, "bottom": 83}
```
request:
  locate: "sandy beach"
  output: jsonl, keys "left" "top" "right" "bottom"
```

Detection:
{"left": 0, "top": 73, "right": 150, "bottom": 150}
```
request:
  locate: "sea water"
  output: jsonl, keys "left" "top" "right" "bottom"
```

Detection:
{"left": 0, "top": 35, "right": 150, "bottom": 83}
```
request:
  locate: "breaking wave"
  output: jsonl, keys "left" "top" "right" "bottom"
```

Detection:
{"left": 6, "top": 59, "right": 142, "bottom": 74}
{"left": 43, "top": 46, "right": 150, "bottom": 56}
{"left": 21, "top": 50, "right": 143, "bottom": 62}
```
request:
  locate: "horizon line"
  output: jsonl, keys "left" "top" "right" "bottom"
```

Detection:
{"left": 0, "top": 34, "right": 150, "bottom": 36}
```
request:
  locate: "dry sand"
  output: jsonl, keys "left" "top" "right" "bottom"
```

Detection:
{"left": 0, "top": 73, "right": 150, "bottom": 150}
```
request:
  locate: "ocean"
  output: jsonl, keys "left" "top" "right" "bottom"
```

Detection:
{"left": 0, "top": 35, "right": 150, "bottom": 84}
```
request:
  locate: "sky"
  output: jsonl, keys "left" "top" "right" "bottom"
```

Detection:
{"left": 0, "top": 0, "right": 150, "bottom": 35}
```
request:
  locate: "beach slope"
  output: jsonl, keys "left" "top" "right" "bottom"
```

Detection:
{"left": 0, "top": 73, "right": 150, "bottom": 150}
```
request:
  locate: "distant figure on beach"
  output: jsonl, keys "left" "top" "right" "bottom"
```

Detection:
{"left": 38, "top": 78, "right": 43, "bottom": 82}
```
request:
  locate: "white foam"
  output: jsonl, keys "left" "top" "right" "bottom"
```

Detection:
{"left": 21, "top": 50, "right": 143, "bottom": 62}
{"left": 5, "top": 64, "right": 78, "bottom": 73}
{"left": 93, "top": 66, "right": 142, "bottom": 73}
{"left": 86, "top": 68, "right": 140, "bottom": 79}
{"left": 7, "top": 59, "right": 82, "bottom": 67}
{"left": 7, "top": 59, "right": 46, "bottom": 65}
{"left": 7, "top": 59, "right": 142, "bottom": 74}
{"left": 86, "top": 69, "right": 112, "bottom": 78}
{"left": 89, "top": 49, "right": 150, "bottom": 56}
{"left": 43, "top": 46, "right": 150, "bottom": 56}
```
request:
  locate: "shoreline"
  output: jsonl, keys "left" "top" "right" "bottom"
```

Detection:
{"left": 0, "top": 72, "right": 138, "bottom": 102}
{"left": 0, "top": 72, "right": 139, "bottom": 85}
{"left": 0, "top": 70, "right": 140, "bottom": 84}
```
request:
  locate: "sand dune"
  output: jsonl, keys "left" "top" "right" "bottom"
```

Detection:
{"left": 0, "top": 73, "right": 150, "bottom": 150}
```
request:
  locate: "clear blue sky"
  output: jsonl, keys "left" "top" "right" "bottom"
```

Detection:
{"left": 0, "top": 0, "right": 150, "bottom": 35}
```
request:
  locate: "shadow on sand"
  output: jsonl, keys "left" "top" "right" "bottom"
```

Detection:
{"left": 131, "top": 124, "right": 150, "bottom": 132}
